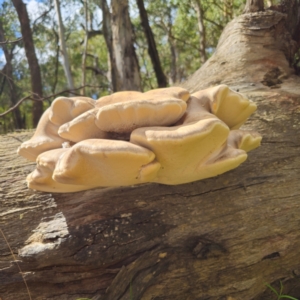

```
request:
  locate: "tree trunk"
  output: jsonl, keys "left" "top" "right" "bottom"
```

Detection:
{"left": 162, "top": 9, "right": 177, "bottom": 85}
{"left": 193, "top": 0, "right": 207, "bottom": 64}
{"left": 136, "top": 0, "right": 167, "bottom": 88}
{"left": 1, "top": 9, "right": 300, "bottom": 300}
{"left": 81, "top": 0, "right": 89, "bottom": 95}
{"left": 243, "top": 0, "right": 264, "bottom": 13}
{"left": 111, "top": 0, "right": 142, "bottom": 91}
{"left": 223, "top": 0, "right": 233, "bottom": 21}
{"left": 11, "top": 0, "right": 44, "bottom": 127}
{"left": 0, "top": 20, "right": 24, "bottom": 129}
{"left": 98, "top": 0, "right": 116, "bottom": 92}
{"left": 54, "top": 0, "right": 74, "bottom": 92}
{"left": 167, "top": 34, "right": 177, "bottom": 84}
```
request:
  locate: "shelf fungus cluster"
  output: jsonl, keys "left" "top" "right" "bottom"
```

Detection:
{"left": 18, "top": 85, "right": 262, "bottom": 193}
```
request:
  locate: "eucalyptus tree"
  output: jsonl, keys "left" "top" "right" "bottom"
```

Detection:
{"left": 193, "top": 0, "right": 207, "bottom": 64}
{"left": 54, "top": 0, "right": 74, "bottom": 92}
{"left": 136, "top": 0, "right": 167, "bottom": 87}
{"left": 11, "top": 0, "right": 44, "bottom": 127}
{"left": 97, "top": 0, "right": 142, "bottom": 91}
{"left": 81, "top": 0, "right": 89, "bottom": 95}
{"left": 111, "top": 0, "right": 142, "bottom": 91}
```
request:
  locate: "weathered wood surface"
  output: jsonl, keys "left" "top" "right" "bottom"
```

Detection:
{"left": 1, "top": 10, "right": 300, "bottom": 300}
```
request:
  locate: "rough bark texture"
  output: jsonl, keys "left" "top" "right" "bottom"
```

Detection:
{"left": 136, "top": 0, "right": 167, "bottom": 88}
{"left": 165, "top": 11, "right": 177, "bottom": 85}
{"left": 99, "top": 0, "right": 116, "bottom": 92}
{"left": 11, "top": 0, "right": 44, "bottom": 127}
{"left": 1, "top": 10, "right": 300, "bottom": 300}
{"left": 81, "top": 0, "right": 89, "bottom": 95}
{"left": 269, "top": 0, "right": 300, "bottom": 47}
{"left": 243, "top": 0, "right": 264, "bottom": 13}
{"left": 111, "top": 0, "right": 142, "bottom": 91}
{"left": 194, "top": 0, "right": 207, "bottom": 64}
{"left": 183, "top": 10, "right": 297, "bottom": 92}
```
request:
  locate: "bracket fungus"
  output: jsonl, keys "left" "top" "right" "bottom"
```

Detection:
{"left": 18, "top": 85, "right": 262, "bottom": 193}
{"left": 17, "top": 96, "right": 95, "bottom": 161}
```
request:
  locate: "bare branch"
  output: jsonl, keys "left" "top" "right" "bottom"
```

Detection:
{"left": 0, "top": 94, "right": 32, "bottom": 118}
{"left": 85, "top": 66, "right": 108, "bottom": 77}
{"left": 169, "top": 33, "right": 201, "bottom": 52}
{"left": 0, "top": 37, "right": 23, "bottom": 45}
{"left": 203, "top": 17, "right": 224, "bottom": 30}
{"left": 31, "top": 6, "right": 54, "bottom": 33}
{"left": 0, "top": 85, "right": 106, "bottom": 118}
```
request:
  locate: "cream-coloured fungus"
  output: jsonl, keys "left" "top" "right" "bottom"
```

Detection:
{"left": 18, "top": 86, "right": 261, "bottom": 192}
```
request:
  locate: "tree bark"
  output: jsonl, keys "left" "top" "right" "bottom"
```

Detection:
{"left": 136, "top": 0, "right": 167, "bottom": 88}
{"left": 270, "top": 0, "right": 300, "bottom": 47}
{"left": 193, "top": 0, "right": 207, "bottom": 64}
{"left": 160, "top": 9, "right": 177, "bottom": 85}
{"left": 1, "top": 9, "right": 300, "bottom": 300}
{"left": 168, "top": 35, "right": 177, "bottom": 84}
{"left": 11, "top": 0, "right": 44, "bottom": 127}
{"left": 54, "top": 0, "right": 74, "bottom": 92}
{"left": 111, "top": 0, "right": 142, "bottom": 91}
{"left": 98, "top": 0, "right": 116, "bottom": 92}
{"left": 0, "top": 20, "right": 24, "bottom": 129}
{"left": 223, "top": 0, "right": 233, "bottom": 20}
{"left": 81, "top": 0, "right": 89, "bottom": 95}
{"left": 243, "top": 0, "right": 264, "bottom": 13}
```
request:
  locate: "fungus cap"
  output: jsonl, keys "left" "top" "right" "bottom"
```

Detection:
{"left": 27, "top": 148, "right": 90, "bottom": 193}
{"left": 130, "top": 118, "right": 235, "bottom": 185}
{"left": 95, "top": 98, "right": 187, "bottom": 133}
{"left": 49, "top": 96, "right": 95, "bottom": 126}
{"left": 95, "top": 91, "right": 143, "bottom": 108}
{"left": 227, "top": 130, "right": 262, "bottom": 152}
{"left": 192, "top": 85, "right": 257, "bottom": 129}
{"left": 17, "top": 108, "right": 67, "bottom": 161}
{"left": 144, "top": 87, "right": 190, "bottom": 102}
{"left": 58, "top": 109, "right": 109, "bottom": 142}
{"left": 95, "top": 87, "right": 189, "bottom": 108}
{"left": 53, "top": 139, "right": 161, "bottom": 187}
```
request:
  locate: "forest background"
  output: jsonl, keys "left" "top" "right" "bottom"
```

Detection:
{"left": 0, "top": 0, "right": 290, "bottom": 133}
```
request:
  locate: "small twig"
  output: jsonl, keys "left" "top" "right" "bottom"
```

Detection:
{"left": 0, "top": 84, "right": 105, "bottom": 118}
{"left": 0, "top": 94, "right": 33, "bottom": 117}
{"left": 203, "top": 17, "right": 224, "bottom": 30}
{"left": 32, "top": 6, "right": 54, "bottom": 33}
{"left": 0, "top": 37, "right": 23, "bottom": 45}
{"left": 169, "top": 33, "right": 201, "bottom": 52}
{"left": 0, "top": 228, "right": 32, "bottom": 300}
{"left": 85, "top": 66, "right": 108, "bottom": 77}
{"left": 7, "top": 135, "right": 25, "bottom": 143}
